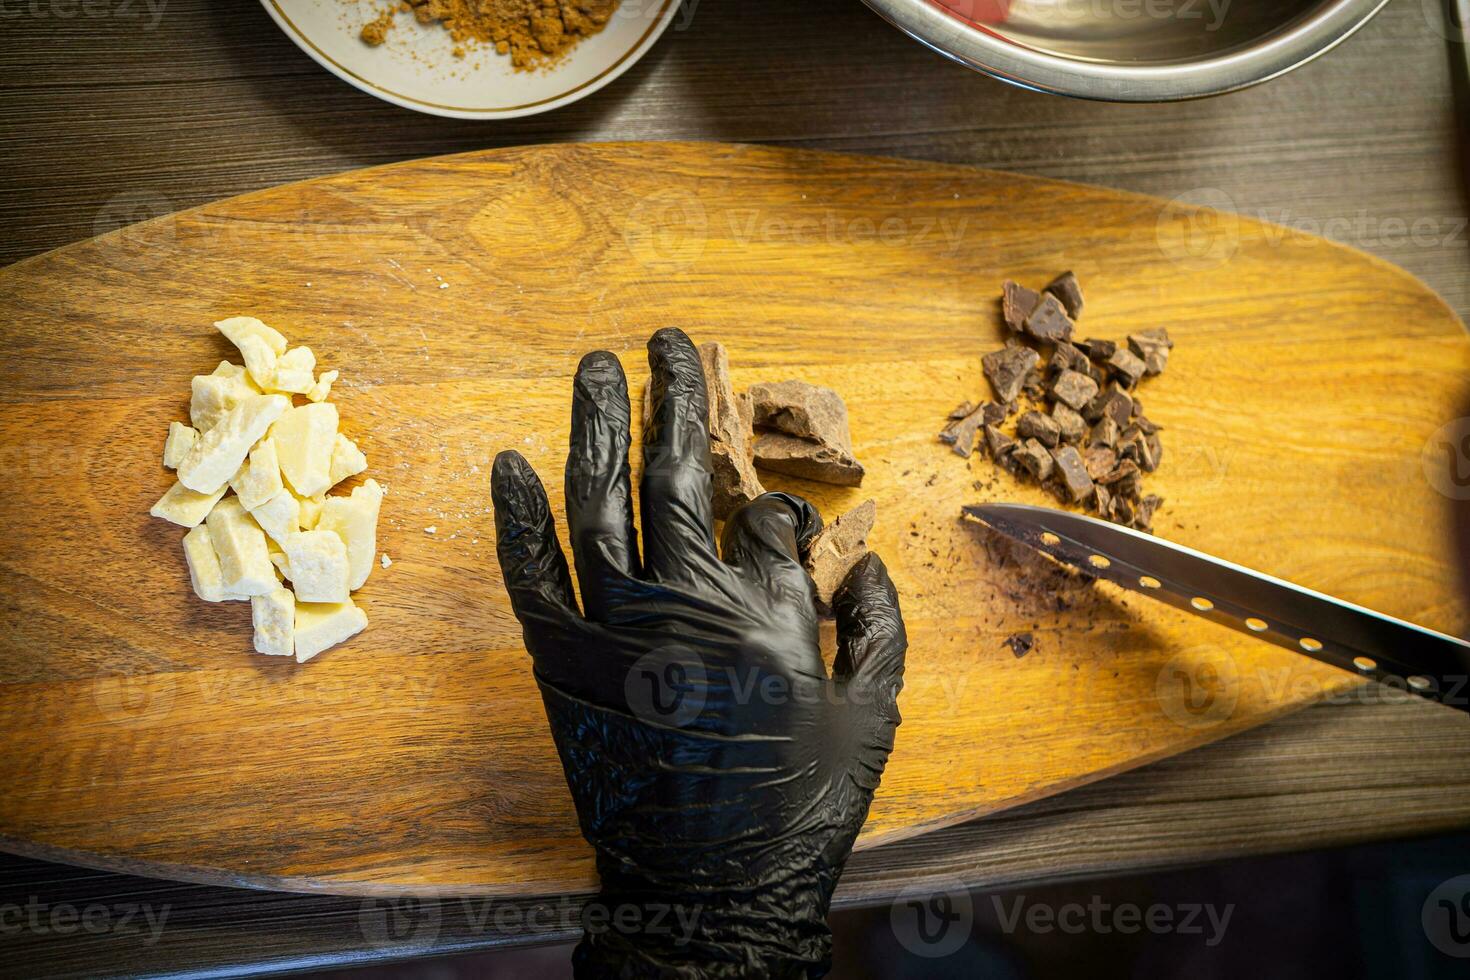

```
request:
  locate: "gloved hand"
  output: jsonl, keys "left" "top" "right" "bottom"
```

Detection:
{"left": 491, "top": 328, "right": 906, "bottom": 979}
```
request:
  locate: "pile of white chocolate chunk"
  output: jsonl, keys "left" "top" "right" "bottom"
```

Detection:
{"left": 150, "top": 317, "right": 383, "bottom": 663}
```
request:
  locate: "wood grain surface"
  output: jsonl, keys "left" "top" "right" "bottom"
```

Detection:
{"left": 1, "top": 141, "right": 1466, "bottom": 898}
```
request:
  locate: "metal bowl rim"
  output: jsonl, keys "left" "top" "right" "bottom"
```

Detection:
{"left": 860, "top": 0, "right": 1394, "bottom": 101}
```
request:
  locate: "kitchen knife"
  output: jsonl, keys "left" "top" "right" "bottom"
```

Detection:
{"left": 963, "top": 503, "right": 1470, "bottom": 715}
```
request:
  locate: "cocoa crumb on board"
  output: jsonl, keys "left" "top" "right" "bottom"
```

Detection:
{"left": 1003, "top": 632, "right": 1035, "bottom": 658}
{"left": 360, "top": 0, "right": 620, "bottom": 72}
{"left": 944, "top": 273, "right": 1175, "bottom": 532}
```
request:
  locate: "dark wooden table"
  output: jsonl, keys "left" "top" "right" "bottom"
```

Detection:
{"left": 4, "top": 1, "right": 1470, "bottom": 976}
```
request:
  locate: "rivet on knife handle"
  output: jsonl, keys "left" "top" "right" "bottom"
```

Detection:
{"left": 963, "top": 503, "right": 1470, "bottom": 716}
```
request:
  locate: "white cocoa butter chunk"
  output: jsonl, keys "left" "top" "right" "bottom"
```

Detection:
{"left": 182, "top": 524, "right": 249, "bottom": 603}
{"left": 236, "top": 334, "right": 277, "bottom": 390}
{"left": 316, "top": 478, "right": 383, "bottom": 591}
{"left": 190, "top": 365, "right": 259, "bottom": 432}
{"left": 251, "top": 587, "right": 295, "bottom": 656}
{"left": 272, "top": 346, "right": 317, "bottom": 395}
{"left": 295, "top": 491, "right": 325, "bottom": 530}
{"left": 251, "top": 487, "right": 300, "bottom": 547}
{"left": 206, "top": 497, "right": 278, "bottom": 597}
{"left": 150, "top": 480, "right": 230, "bottom": 528}
{"left": 294, "top": 598, "right": 368, "bottom": 664}
{"left": 212, "top": 359, "right": 262, "bottom": 393}
{"left": 215, "top": 316, "right": 287, "bottom": 357}
{"left": 328, "top": 433, "right": 368, "bottom": 487}
{"left": 283, "top": 529, "right": 351, "bottom": 603}
{"left": 234, "top": 439, "right": 284, "bottom": 511}
{"left": 306, "top": 369, "right": 339, "bottom": 403}
{"left": 163, "top": 422, "right": 198, "bottom": 470}
{"left": 177, "top": 394, "right": 289, "bottom": 494}
{"left": 271, "top": 402, "right": 338, "bottom": 497}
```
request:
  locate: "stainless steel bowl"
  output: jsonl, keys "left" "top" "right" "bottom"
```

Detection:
{"left": 861, "top": 0, "right": 1391, "bottom": 101}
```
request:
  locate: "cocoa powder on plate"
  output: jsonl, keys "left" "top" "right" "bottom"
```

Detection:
{"left": 361, "top": 0, "right": 621, "bottom": 71}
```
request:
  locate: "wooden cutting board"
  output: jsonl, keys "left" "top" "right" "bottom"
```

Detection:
{"left": 2, "top": 142, "right": 1467, "bottom": 897}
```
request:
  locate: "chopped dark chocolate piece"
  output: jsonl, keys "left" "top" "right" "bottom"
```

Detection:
{"left": 749, "top": 380, "right": 865, "bottom": 485}
{"left": 804, "top": 499, "right": 876, "bottom": 614}
{"left": 1050, "top": 445, "right": 1095, "bottom": 503}
{"left": 1043, "top": 271, "right": 1085, "bottom": 319}
{"left": 1084, "top": 446, "right": 1118, "bottom": 481}
{"left": 1049, "top": 369, "right": 1099, "bottom": 411}
{"left": 753, "top": 431, "right": 865, "bottom": 487}
{"left": 1093, "top": 483, "right": 1112, "bottom": 518}
{"left": 1134, "top": 494, "right": 1163, "bottom": 532}
{"left": 1022, "top": 369, "right": 1047, "bottom": 400}
{"left": 982, "top": 346, "right": 1040, "bottom": 404}
{"left": 942, "top": 410, "right": 984, "bottom": 457}
{"left": 1002, "top": 280, "right": 1041, "bottom": 333}
{"left": 1079, "top": 338, "right": 1117, "bottom": 362}
{"left": 1085, "top": 386, "right": 1134, "bottom": 427}
{"left": 1130, "top": 430, "right": 1162, "bottom": 473}
{"left": 1128, "top": 331, "right": 1171, "bottom": 376}
{"left": 1050, "top": 342, "right": 1101, "bottom": 384}
{"left": 983, "top": 424, "right": 1015, "bottom": 460}
{"left": 1089, "top": 416, "right": 1121, "bottom": 449}
{"left": 1052, "top": 402, "right": 1086, "bottom": 445}
{"left": 1111, "top": 495, "right": 1135, "bottom": 526}
{"left": 948, "top": 401, "right": 976, "bottom": 420}
{"left": 1106, "top": 348, "right": 1146, "bottom": 388}
{"left": 685, "top": 342, "right": 764, "bottom": 520}
{"left": 1013, "top": 438, "right": 1055, "bottom": 482}
{"left": 980, "top": 401, "right": 1008, "bottom": 426}
{"left": 1017, "top": 410, "right": 1062, "bottom": 448}
{"left": 1022, "top": 293, "right": 1075, "bottom": 344}
{"left": 1003, "top": 632, "right": 1035, "bottom": 659}
{"left": 1133, "top": 414, "right": 1160, "bottom": 436}
{"left": 750, "top": 380, "right": 856, "bottom": 448}
{"left": 1098, "top": 458, "right": 1141, "bottom": 486}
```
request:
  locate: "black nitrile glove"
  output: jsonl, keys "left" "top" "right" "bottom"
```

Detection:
{"left": 491, "top": 328, "right": 906, "bottom": 979}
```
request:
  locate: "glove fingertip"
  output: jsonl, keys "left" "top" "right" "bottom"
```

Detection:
{"left": 833, "top": 553, "right": 907, "bottom": 681}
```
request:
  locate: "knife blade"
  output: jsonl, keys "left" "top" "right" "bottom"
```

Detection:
{"left": 963, "top": 502, "right": 1470, "bottom": 715}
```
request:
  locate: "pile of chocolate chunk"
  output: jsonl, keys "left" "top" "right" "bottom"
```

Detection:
{"left": 941, "top": 272, "right": 1172, "bottom": 532}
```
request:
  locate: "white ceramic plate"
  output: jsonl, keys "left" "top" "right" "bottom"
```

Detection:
{"left": 260, "top": 0, "right": 682, "bottom": 119}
